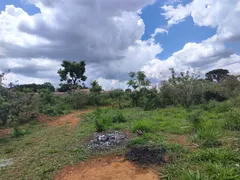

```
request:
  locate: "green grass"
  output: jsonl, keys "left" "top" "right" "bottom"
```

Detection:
{"left": 1, "top": 99, "right": 239, "bottom": 180}
{"left": 0, "top": 119, "right": 94, "bottom": 180}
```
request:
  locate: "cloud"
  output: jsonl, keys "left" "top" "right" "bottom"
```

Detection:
{"left": 1, "top": 0, "right": 240, "bottom": 90}
{"left": 0, "top": 0, "right": 159, "bottom": 88}
{"left": 162, "top": 0, "right": 240, "bottom": 42}
{"left": 151, "top": 28, "right": 168, "bottom": 38}
{"left": 143, "top": 0, "right": 240, "bottom": 80}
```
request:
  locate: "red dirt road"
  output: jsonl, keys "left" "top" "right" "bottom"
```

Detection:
{"left": 37, "top": 109, "right": 95, "bottom": 127}
{"left": 55, "top": 156, "right": 159, "bottom": 180}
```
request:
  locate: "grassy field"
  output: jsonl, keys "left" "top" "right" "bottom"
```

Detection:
{"left": 0, "top": 100, "right": 240, "bottom": 180}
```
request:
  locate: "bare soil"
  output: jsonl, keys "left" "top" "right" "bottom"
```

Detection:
{"left": 0, "top": 128, "right": 11, "bottom": 138}
{"left": 37, "top": 109, "right": 94, "bottom": 127}
{"left": 55, "top": 156, "right": 159, "bottom": 180}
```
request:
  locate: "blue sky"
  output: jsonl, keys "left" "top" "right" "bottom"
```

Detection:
{"left": 0, "top": 0, "right": 40, "bottom": 15}
{"left": 140, "top": 0, "right": 217, "bottom": 59}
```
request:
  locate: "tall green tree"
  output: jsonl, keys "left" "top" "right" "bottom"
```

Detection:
{"left": 205, "top": 69, "right": 229, "bottom": 83}
{"left": 58, "top": 60, "right": 87, "bottom": 90}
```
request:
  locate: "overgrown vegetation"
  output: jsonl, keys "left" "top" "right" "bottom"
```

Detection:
{"left": 1, "top": 62, "right": 240, "bottom": 179}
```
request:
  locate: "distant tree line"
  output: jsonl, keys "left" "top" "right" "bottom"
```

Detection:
{"left": 13, "top": 82, "right": 55, "bottom": 92}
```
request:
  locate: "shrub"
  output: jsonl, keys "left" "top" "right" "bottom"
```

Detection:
{"left": 187, "top": 111, "right": 203, "bottom": 131}
{"left": 132, "top": 120, "right": 154, "bottom": 133}
{"left": 225, "top": 108, "right": 240, "bottom": 130}
{"left": 66, "top": 92, "right": 89, "bottom": 109}
{"left": 10, "top": 127, "right": 31, "bottom": 138}
{"left": 95, "top": 116, "right": 112, "bottom": 132}
{"left": 204, "top": 90, "right": 227, "bottom": 102}
{"left": 112, "top": 111, "right": 127, "bottom": 123}
{"left": 93, "top": 109, "right": 112, "bottom": 132}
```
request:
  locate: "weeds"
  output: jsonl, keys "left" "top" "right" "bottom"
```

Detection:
{"left": 187, "top": 110, "right": 203, "bottom": 131}
{"left": 192, "top": 127, "right": 221, "bottom": 147}
{"left": 224, "top": 108, "right": 240, "bottom": 130}
{"left": 132, "top": 120, "right": 155, "bottom": 133}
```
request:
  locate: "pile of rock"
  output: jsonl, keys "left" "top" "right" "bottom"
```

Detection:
{"left": 88, "top": 131, "right": 129, "bottom": 151}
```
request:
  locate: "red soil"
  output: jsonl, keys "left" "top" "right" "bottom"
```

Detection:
{"left": 55, "top": 156, "right": 159, "bottom": 180}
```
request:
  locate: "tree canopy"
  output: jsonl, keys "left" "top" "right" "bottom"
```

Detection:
{"left": 127, "top": 71, "right": 150, "bottom": 90}
{"left": 58, "top": 60, "right": 87, "bottom": 91}
{"left": 13, "top": 83, "right": 55, "bottom": 92}
{"left": 58, "top": 60, "right": 87, "bottom": 86}
{"left": 205, "top": 69, "right": 229, "bottom": 83}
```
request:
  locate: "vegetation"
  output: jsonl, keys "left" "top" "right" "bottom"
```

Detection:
{"left": 58, "top": 60, "right": 87, "bottom": 91}
{"left": 0, "top": 61, "right": 240, "bottom": 179}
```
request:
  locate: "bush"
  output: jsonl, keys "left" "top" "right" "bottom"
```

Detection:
{"left": 187, "top": 111, "right": 203, "bottom": 131}
{"left": 204, "top": 90, "right": 227, "bottom": 102}
{"left": 93, "top": 109, "right": 112, "bottom": 132}
{"left": 95, "top": 116, "right": 112, "bottom": 132}
{"left": 0, "top": 88, "right": 36, "bottom": 127}
{"left": 225, "top": 108, "right": 240, "bottom": 130}
{"left": 112, "top": 111, "right": 127, "bottom": 123}
{"left": 66, "top": 92, "right": 89, "bottom": 109}
{"left": 10, "top": 127, "right": 31, "bottom": 138}
{"left": 132, "top": 120, "right": 154, "bottom": 133}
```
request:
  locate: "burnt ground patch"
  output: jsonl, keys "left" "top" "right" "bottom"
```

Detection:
{"left": 125, "top": 146, "right": 167, "bottom": 165}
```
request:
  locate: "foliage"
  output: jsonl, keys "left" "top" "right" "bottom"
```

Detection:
{"left": 38, "top": 89, "right": 71, "bottom": 116}
{"left": 112, "top": 111, "right": 127, "bottom": 123}
{"left": 187, "top": 111, "right": 203, "bottom": 131}
{"left": 58, "top": 60, "right": 87, "bottom": 91}
{"left": 89, "top": 80, "right": 102, "bottom": 93}
{"left": 93, "top": 109, "right": 112, "bottom": 132}
{"left": 0, "top": 87, "right": 36, "bottom": 126}
{"left": 13, "top": 82, "right": 55, "bottom": 92}
{"left": 205, "top": 69, "right": 229, "bottom": 83}
{"left": 10, "top": 127, "right": 31, "bottom": 138}
{"left": 224, "top": 108, "right": 240, "bottom": 130}
{"left": 160, "top": 69, "right": 206, "bottom": 107}
{"left": 192, "top": 127, "right": 221, "bottom": 147}
{"left": 132, "top": 120, "right": 155, "bottom": 133}
{"left": 127, "top": 71, "right": 150, "bottom": 90}
{"left": 189, "top": 148, "right": 239, "bottom": 164}
{"left": 66, "top": 92, "right": 89, "bottom": 109}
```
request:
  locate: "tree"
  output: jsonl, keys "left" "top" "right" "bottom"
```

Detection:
{"left": 13, "top": 83, "right": 55, "bottom": 92}
{"left": 58, "top": 60, "right": 87, "bottom": 88}
{"left": 205, "top": 69, "right": 229, "bottom": 83}
{"left": 90, "top": 80, "right": 102, "bottom": 93}
{"left": 127, "top": 71, "right": 150, "bottom": 107}
{"left": 127, "top": 71, "right": 150, "bottom": 90}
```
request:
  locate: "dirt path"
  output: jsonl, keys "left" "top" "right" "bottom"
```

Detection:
{"left": 55, "top": 156, "right": 159, "bottom": 180}
{"left": 48, "top": 109, "right": 93, "bottom": 127}
{"left": 37, "top": 109, "right": 95, "bottom": 127}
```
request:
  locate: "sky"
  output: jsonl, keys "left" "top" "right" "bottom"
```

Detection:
{"left": 0, "top": 0, "right": 240, "bottom": 89}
